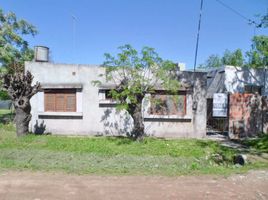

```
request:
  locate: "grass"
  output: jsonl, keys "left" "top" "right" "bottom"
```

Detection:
{"left": 0, "top": 109, "right": 267, "bottom": 176}
{"left": 0, "top": 109, "right": 14, "bottom": 124}
{"left": 240, "top": 134, "right": 268, "bottom": 153}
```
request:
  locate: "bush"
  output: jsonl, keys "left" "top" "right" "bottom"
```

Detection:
{"left": 0, "top": 90, "right": 10, "bottom": 100}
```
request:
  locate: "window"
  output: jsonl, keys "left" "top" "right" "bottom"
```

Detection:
{"left": 104, "top": 89, "right": 113, "bottom": 100}
{"left": 149, "top": 91, "right": 186, "bottom": 116}
{"left": 244, "top": 85, "right": 262, "bottom": 95}
{"left": 44, "top": 89, "right": 76, "bottom": 112}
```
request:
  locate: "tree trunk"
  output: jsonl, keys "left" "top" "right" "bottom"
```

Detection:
{"left": 128, "top": 96, "right": 144, "bottom": 140}
{"left": 14, "top": 97, "right": 31, "bottom": 137}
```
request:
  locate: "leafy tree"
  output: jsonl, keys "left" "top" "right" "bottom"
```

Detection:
{"left": 95, "top": 45, "right": 180, "bottom": 140}
{"left": 198, "top": 54, "right": 222, "bottom": 69}
{"left": 0, "top": 9, "right": 40, "bottom": 136}
{"left": 246, "top": 35, "right": 268, "bottom": 68}
{"left": 0, "top": 8, "right": 37, "bottom": 73}
{"left": 222, "top": 49, "right": 244, "bottom": 66}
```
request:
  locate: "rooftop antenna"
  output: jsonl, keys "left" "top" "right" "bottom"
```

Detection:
{"left": 71, "top": 14, "right": 77, "bottom": 63}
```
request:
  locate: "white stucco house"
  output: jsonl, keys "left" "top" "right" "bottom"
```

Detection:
{"left": 25, "top": 58, "right": 207, "bottom": 138}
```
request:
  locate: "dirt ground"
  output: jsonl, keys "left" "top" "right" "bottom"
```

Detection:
{"left": 0, "top": 170, "right": 268, "bottom": 200}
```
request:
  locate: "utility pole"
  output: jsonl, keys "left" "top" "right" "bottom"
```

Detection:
{"left": 193, "top": 0, "right": 204, "bottom": 72}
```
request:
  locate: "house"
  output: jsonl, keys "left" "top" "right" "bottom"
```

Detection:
{"left": 206, "top": 65, "right": 268, "bottom": 138}
{"left": 25, "top": 55, "right": 207, "bottom": 138}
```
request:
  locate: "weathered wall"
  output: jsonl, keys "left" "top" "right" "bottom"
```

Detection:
{"left": 225, "top": 65, "right": 268, "bottom": 95}
{"left": 25, "top": 61, "right": 207, "bottom": 138}
{"left": 229, "top": 93, "right": 265, "bottom": 138}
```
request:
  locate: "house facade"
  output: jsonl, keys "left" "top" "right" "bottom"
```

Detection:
{"left": 25, "top": 61, "right": 207, "bottom": 138}
{"left": 206, "top": 65, "right": 268, "bottom": 138}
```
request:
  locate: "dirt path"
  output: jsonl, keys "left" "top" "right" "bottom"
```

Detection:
{"left": 0, "top": 170, "right": 268, "bottom": 200}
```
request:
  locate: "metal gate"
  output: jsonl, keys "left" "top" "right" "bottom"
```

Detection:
{"left": 206, "top": 98, "right": 228, "bottom": 135}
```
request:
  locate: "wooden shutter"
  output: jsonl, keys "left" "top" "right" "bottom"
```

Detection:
{"left": 55, "top": 93, "right": 66, "bottom": 112}
{"left": 44, "top": 89, "right": 76, "bottom": 112}
{"left": 66, "top": 93, "right": 76, "bottom": 112}
{"left": 45, "top": 93, "right": 55, "bottom": 111}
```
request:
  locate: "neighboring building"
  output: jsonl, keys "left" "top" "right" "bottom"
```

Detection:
{"left": 207, "top": 65, "right": 268, "bottom": 98}
{"left": 206, "top": 65, "right": 268, "bottom": 138}
{"left": 25, "top": 61, "right": 207, "bottom": 138}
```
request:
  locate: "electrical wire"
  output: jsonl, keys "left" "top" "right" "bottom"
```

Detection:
{"left": 215, "top": 0, "right": 259, "bottom": 26}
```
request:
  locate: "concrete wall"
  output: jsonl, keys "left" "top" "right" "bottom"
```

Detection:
{"left": 25, "top": 61, "right": 207, "bottom": 138}
{"left": 224, "top": 65, "right": 268, "bottom": 95}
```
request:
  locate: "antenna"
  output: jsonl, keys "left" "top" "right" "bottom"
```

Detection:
{"left": 71, "top": 14, "right": 77, "bottom": 63}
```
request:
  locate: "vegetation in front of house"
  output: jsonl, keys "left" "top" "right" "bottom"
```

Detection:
{"left": 3, "top": 71, "right": 40, "bottom": 137}
{"left": 0, "top": 8, "right": 40, "bottom": 137}
{"left": 240, "top": 134, "right": 268, "bottom": 153}
{"left": 0, "top": 121, "right": 268, "bottom": 176}
{"left": 93, "top": 45, "right": 181, "bottom": 140}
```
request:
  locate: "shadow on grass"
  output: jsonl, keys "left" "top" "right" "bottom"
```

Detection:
{"left": 238, "top": 135, "right": 268, "bottom": 154}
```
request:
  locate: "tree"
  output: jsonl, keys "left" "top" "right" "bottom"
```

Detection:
{"left": 256, "top": 11, "right": 268, "bottom": 28}
{"left": 0, "top": 9, "right": 39, "bottom": 136}
{"left": 222, "top": 49, "right": 244, "bottom": 66}
{"left": 95, "top": 45, "right": 180, "bottom": 140}
{"left": 3, "top": 67, "right": 40, "bottom": 136}
{"left": 0, "top": 8, "right": 37, "bottom": 73}
{"left": 246, "top": 35, "right": 268, "bottom": 68}
{"left": 198, "top": 54, "right": 222, "bottom": 69}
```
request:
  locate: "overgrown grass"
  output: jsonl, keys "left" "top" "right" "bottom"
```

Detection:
{"left": 241, "top": 135, "right": 268, "bottom": 153}
{"left": 0, "top": 113, "right": 268, "bottom": 176}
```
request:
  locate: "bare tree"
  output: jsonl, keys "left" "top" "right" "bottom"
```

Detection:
{"left": 3, "top": 69, "right": 40, "bottom": 136}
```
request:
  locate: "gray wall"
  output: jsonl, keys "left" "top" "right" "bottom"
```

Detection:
{"left": 207, "top": 65, "right": 268, "bottom": 98}
{"left": 25, "top": 61, "right": 207, "bottom": 138}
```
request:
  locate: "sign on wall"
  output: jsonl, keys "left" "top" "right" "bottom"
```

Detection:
{"left": 213, "top": 93, "right": 228, "bottom": 117}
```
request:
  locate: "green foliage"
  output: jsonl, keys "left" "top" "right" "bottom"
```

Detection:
{"left": 0, "top": 90, "right": 9, "bottom": 100}
{"left": 200, "top": 35, "right": 268, "bottom": 69}
{"left": 199, "top": 49, "right": 244, "bottom": 69}
{"left": 198, "top": 54, "right": 222, "bottom": 69}
{"left": 222, "top": 49, "right": 244, "bottom": 66}
{"left": 241, "top": 134, "right": 268, "bottom": 153}
{"left": 0, "top": 8, "right": 37, "bottom": 72}
{"left": 246, "top": 35, "right": 268, "bottom": 68}
{"left": 102, "top": 44, "right": 180, "bottom": 110}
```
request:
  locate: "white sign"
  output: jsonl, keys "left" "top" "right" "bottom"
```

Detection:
{"left": 213, "top": 93, "right": 228, "bottom": 117}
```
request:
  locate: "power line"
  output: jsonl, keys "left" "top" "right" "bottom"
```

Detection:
{"left": 215, "top": 0, "right": 258, "bottom": 26}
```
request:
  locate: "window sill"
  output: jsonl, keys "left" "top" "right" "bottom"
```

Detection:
{"left": 38, "top": 112, "right": 83, "bottom": 119}
{"left": 144, "top": 115, "right": 191, "bottom": 122}
{"left": 99, "top": 100, "right": 117, "bottom": 107}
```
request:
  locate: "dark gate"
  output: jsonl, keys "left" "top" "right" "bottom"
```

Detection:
{"left": 206, "top": 98, "right": 229, "bottom": 135}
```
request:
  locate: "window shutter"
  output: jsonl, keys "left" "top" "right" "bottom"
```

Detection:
{"left": 66, "top": 93, "right": 76, "bottom": 112}
{"left": 44, "top": 89, "right": 77, "bottom": 112}
{"left": 45, "top": 93, "right": 55, "bottom": 111}
{"left": 55, "top": 94, "right": 66, "bottom": 112}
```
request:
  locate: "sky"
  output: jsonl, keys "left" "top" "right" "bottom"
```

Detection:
{"left": 1, "top": 0, "right": 268, "bottom": 69}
